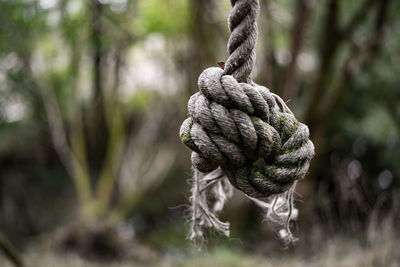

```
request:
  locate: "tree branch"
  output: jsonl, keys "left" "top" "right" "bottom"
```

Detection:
{"left": 303, "top": 0, "right": 340, "bottom": 128}
{"left": 258, "top": 0, "right": 278, "bottom": 88}
{"left": 280, "top": 0, "right": 312, "bottom": 101}
{"left": 303, "top": 0, "right": 381, "bottom": 130}
{"left": 339, "top": 0, "right": 376, "bottom": 41}
{"left": 41, "top": 88, "right": 93, "bottom": 205}
{"left": 319, "top": 0, "right": 391, "bottom": 125}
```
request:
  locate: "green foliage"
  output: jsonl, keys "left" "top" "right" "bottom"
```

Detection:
{"left": 0, "top": 1, "right": 47, "bottom": 54}
{"left": 61, "top": 5, "right": 87, "bottom": 46}
{"left": 129, "top": 90, "right": 154, "bottom": 112}
{"left": 136, "top": 0, "right": 191, "bottom": 35}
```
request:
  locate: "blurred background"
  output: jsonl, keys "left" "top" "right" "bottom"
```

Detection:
{"left": 0, "top": 0, "right": 399, "bottom": 266}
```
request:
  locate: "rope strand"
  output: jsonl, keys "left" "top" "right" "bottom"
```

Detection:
{"left": 224, "top": 0, "right": 260, "bottom": 83}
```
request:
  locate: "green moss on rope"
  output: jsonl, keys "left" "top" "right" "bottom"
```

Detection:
{"left": 249, "top": 165, "right": 279, "bottom": 182}
{"left": 264, "top": 166, "right": 279, "bottom": 181}
{"left": 278, "top": 113, "right": 299, "bottom": 141}
{"left": 248, "top": 107, "right": 255, "bottom": 115}
{"left": 283, "top": 146, "right": 297, "bottom": 155}
{"left": 180, "top": 132, "right": 192, "bottom": 144}
{"left": 250, "top": 116, "right": 260, "bottom": 124}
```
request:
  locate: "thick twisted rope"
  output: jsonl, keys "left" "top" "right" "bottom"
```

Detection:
{"left": 224, "top": 0, "right": 259, "bottom": 83}
{"left": 180, "top": 0, "right": 314, "bottom": 243}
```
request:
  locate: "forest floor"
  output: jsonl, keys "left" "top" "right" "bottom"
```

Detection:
{"left": 0, "top": 232, "right": 398, "bottom": 267}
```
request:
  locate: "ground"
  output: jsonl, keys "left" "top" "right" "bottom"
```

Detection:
{"left": 1, "top": 233, "right": 398, "bottom": 267}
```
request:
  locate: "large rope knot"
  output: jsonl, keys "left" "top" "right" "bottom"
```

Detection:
{"left": 180, "top": 67, "right": 314, "bottom": 199}
{"left": 180, "top": 0, "right": 314, "bottom": 242}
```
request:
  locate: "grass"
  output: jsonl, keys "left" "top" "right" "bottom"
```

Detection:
{"left": 0, "top": 224, "right": 398, "bottom": 267}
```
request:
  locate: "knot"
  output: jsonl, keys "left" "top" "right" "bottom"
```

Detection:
{"left": 180, "top": 67, "right": 314, "bottom": 199}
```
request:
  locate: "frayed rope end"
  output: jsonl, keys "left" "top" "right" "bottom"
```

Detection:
{"left": 187, "top": 167, "right": 232, "bottom": 244}
{"left": 247, "top": 181, "right": 299, "bottom": 246}
{"left": 187, "top": 168, "right": 300, "bottom": 247}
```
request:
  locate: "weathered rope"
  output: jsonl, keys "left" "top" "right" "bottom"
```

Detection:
{"left": 180, "top": 0, "right": 314, "bottom": 243}
{"left": 224, "top": 0, "right": 259, "bottom": 83}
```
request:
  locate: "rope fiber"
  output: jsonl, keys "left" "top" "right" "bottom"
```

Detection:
{"left": 180, "top": 0, "right": 314, "bottom": 243}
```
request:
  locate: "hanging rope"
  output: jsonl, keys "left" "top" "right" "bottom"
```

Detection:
{"left": 224, "top": 0, "right": 259, "bottom": 83}
{"left": 180, "top": 0, "right": 314, "bottom": 244}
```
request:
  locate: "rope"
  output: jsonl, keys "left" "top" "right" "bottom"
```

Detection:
{"left": 180, "top": 0, "right": 314, "bottom": 242}
{"left": 224, "top": 0, "right": 259, "bottom": 83}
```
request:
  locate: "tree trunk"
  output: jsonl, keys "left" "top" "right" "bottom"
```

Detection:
{"left": 85, "top": 0, "right": 109, "bottom": 184}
